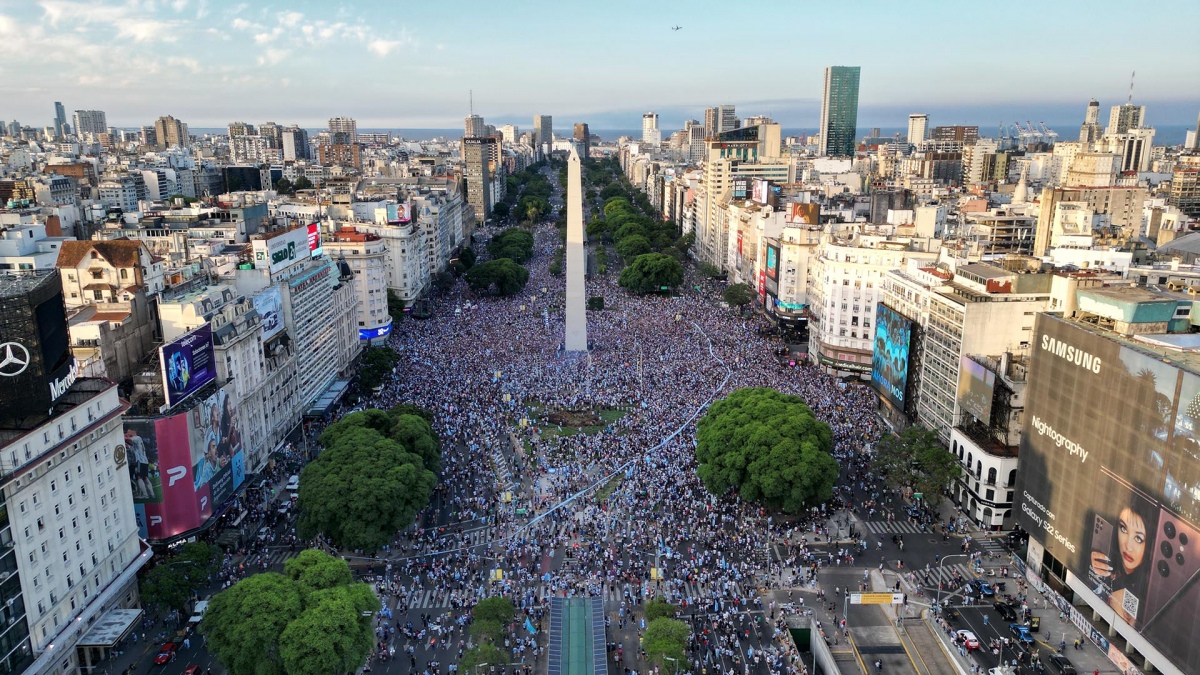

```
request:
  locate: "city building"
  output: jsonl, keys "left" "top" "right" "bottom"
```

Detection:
{"left": 499, "top": 125, "right": 520, "bottom": 145}
{"left": 931, "top": 126, "right": 980, "bottom": 144}
{"left": 907, "top": 114, "right": 927, "bottom": 145}
{"left": 573, "top": 123, "right": 590, "bottom": 159}
{"left": 0, "top": 223, "right": 74, "bottom": 271}
{"left": 0, "top": 271, "right": 150, "bottom": 675}
{"left": 152, "top": 116, "right": 188, "bottom": 149}
{"left": 818, "top": 66, "right": 860, "bottom": 157}
{"left": 462, "top": 137, "right": 498, "bottom": 224}
{"left": 328, "top": 117, "right": 357, "bottom": 144}
{"left": 1105, "top": 102, "right": 1145, "bottom": 135}
{"left": 533, "top": 115, "right": 553, "bottom": 155}
{"left": 281, "top": 126, "right": 309, "bottom": 161}
{"left": 1169, "top": 155, "right": 1200, "bottom": 217}
{"left": 71, "top": 110, "right": 106, "bottom": 138}
{"left": 642, "top": 113, "right": 660, "bottom": 147}
{"left": 464, "top": 115, "right": 486, "bottom": 139}
{"left": 323, "top": 228, "right": 392, "bottom": 344}
{"left": 1079, "top": 98, "right": 1103, "bottom": 145}
{"left": 53, "top": 102, "right": 68, "bottom": 138}
{"left": 1017, "top": 297, "right": 1200, "bottom": 675}
{"left": 704, "top": 106, "right": 737, "bottom": 137}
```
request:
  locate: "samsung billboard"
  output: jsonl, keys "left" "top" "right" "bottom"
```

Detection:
{"left": 1018, "top": 314, "right": 1200, "bottom": 673}
{"left": 159, "top": 324, "right": 217, "bottom": 408}
{"left": 870, "top": 303, "right": 913, "bottom": 411}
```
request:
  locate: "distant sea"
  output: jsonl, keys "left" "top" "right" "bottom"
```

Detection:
{"left": 185, "top": 124, "right": 1195, "bottom": 146}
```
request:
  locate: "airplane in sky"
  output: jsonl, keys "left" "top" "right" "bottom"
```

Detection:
{"left": 671, "top": 25, "right": 682, "bottom": 31}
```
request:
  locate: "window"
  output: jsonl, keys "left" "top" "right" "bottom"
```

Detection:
{"left": 120, "top": 269, "right": 129, "bottom": 279}
{"left": 985, "top": 488, "right": 995, "bottom": 501}
{"left": 90, "top": 270, "right": 103, "bottom": 280}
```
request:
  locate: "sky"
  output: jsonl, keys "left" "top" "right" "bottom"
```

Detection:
{"left": 1, "top": 0, "right": 1198, "bottom": 132}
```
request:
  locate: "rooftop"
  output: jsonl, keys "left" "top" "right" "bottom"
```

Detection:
{"left": 0, "top": 269, "right": 58, "bottom": 298}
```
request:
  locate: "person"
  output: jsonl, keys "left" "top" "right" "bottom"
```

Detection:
{"left": 193, "top": 437, "right": 219, "bottom": 488}
{"left": 1088, "top": 496, "right": 1156, "bottom": 626}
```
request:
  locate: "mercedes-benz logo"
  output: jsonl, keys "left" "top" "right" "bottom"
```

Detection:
{"left": 0, "top": 342, "right": 30, "bottom": 377}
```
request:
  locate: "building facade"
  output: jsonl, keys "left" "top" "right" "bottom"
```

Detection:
{"left": 818, "top": 66, "right": 861, "bottom": 157}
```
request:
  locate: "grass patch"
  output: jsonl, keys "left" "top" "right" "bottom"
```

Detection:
{"left": 596, "top": 475, "right": 623, "bottom": 503}
{"left": 598, "top": 408, "right": 627, "bottom": 424}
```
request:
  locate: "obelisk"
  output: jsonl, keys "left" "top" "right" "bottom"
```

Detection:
{"left": 564, "top": 146, "right": 588, "bottom": 351}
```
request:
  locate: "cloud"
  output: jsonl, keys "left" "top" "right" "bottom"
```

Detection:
{"left": 277, "top": 11, "right": 303, "bottom": 27}
{"left": 167, "top": 56, "right": 201, "bottom": 73}
{"left": 231, "top": 17, "right": 261, "bottom": 31}
{"left": 38, "top": 0, "right": 181, "bottom": 43}
{"left": 367, "top": 39, "right": 401, "bottom": 57}
{"left": 171, "top": 0, "right": 187, "bottom": 11}
{"left": 256, "top": 48, "right": 290, "bottom": 66}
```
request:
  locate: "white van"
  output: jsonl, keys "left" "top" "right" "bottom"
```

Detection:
{"left": 285, "top": 475, "right": 299, "bottom": 492}
{"left": 189, "top": 600, "right": 209, "bottom": 626}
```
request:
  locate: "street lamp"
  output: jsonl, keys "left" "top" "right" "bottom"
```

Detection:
{"left": 664, "top": 655, "right": 680, "bottom": 675}
{"left": 934, "top": 554, "right": 971, "bottom": 615}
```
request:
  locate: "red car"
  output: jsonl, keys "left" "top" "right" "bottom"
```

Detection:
{"left": 153, "top": 643, "right": 178, "bottom": 665}
{"left": 183, "top": 666, "right": 202, "bottom": 675}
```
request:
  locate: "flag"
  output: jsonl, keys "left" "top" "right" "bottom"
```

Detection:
{"left": 525, "top": 618, "right": 537, "bottom": 635}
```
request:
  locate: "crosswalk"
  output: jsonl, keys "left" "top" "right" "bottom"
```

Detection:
{"left": 397, "top": 579, "right": 745, "bottom": 610}
{"left": 861, "top": 519, "right": 936, "bottom": 536}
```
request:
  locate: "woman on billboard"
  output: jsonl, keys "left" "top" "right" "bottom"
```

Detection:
{"left": 1088, "top": 494, "right": 1157, "bottom": 626}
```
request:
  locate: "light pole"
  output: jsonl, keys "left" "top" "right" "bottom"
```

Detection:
{"left": 664, "top": 655, "right": 680, "bottom": 675}
{"left": 934, "top": 554, "right": 971, "bottom": 614}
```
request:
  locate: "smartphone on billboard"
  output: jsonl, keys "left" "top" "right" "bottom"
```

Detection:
{"left": 1143, "top": 510, "right": 1200, "bottom": 630}
{"left": 1090, "top": 514, "right": 1114, "bottom": 593}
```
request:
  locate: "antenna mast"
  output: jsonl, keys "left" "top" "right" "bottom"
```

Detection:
{"left": 470, "top": 90, "right": 474, "bottom": 116}
{"left": 1128, "top": 71, "right": 1135, "bottom": 104}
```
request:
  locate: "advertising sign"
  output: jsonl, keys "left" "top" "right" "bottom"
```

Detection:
{"left": 1017, "top": 314, "right": 1200, "bottom": 673}
{"left": 386, "top": 202, "right": 411, "bottom": 224}
{"left": 251, "top": 226, "right": 309, "bottom": 275}
{"left": 306, "top": 222, "right": 323, "bottom": 258}
{"left": 187, "top": 383, "right": 245, "bottom": 515}
{"left": 752, "top": 179, "right": 770, "bottom": 205}
{"left": 870, "top": 303, "right": 913, "bottom": 411}
{"left": 757, "top": 270, "right": 766, "bottom": 304}
{"left": 159, "top": 324, "right": 216, "bottom": 408}
{"left": 359, "top": 323, "right": 393, "bottom": 341}
{"left": 765, "top": 245, "right": 780, "bottom": 281}
{"left": 252, "top": 286, "right": 284, "bottom": 340}
{"left": 788, "top": 202, "right": 820, "bottom": 226}
{"left": 732, "top": 178, "right": 748, "bottom": 199}
{"left": 957, "top": 355, "right": 996, "bottom": 422}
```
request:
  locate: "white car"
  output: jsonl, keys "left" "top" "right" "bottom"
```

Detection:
{"left": 955, "top": 629, "right": 981, "bottom": 650}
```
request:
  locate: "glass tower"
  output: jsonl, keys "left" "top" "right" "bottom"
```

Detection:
{"left": 819, "top": 66, "right": 860, "bottom": 157}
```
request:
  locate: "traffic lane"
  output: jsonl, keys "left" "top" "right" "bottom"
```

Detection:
{"left": 954, "top": 605, "right": 1040, "bottom": 671}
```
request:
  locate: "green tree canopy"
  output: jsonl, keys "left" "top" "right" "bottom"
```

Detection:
{"left": 612, "top": 221, "right": 647, "bottom": 244}
{"left": 293, "top": 176, "right": 314, "bottom": 191}
{"left": 460, "top": 644, "right": 507, "bottom": 674}
{"left": 695, "top": 388, "right": 839, "bottom": 513}
{"left": 642, "top": 617, "right": 689, "bottom": 668}
{"left": 616, "top": 234, "right": 652, "bottom": 260}
{"left": 873, "top": 425, "right": 961, "bottom": 510}
{"left": 139, "top": 541, "right": 220, "bottom": 614}
{"left": 603, "top": 197, "right": 631, "bottom": 219}
{"left": 491, "top": 201, "right": 510, "bottom": 219}
{"left": 645, "top": 598, "right": 677, "bottom": 622}
{"left": 618, "top": 253, "right": 684, "bottom": 294}
{"left": 301, "top": 422, "right": 437, "bottom": 551}
{"left": 723, "top": 283, "right": 755, "bottom": 309}
{"left": 358, "top": 346, "right": 399, "bottom": 391}
{"left": 388, "top": 403, "right": 435, "bottom": 424}
{"left": 202, "top": 551, "right": 378, "bottom": 675}
{"left": 458, "top": 247, "right": 477, "bottom": 269}
{"left": 466, "top": 258, "right": 530, "bottom": 296}
{"left": 487, "top": 228, "right": 535, "bottom": 263}
{"left": 273, "top": 178, "right": 293, "bottom": 194}
{"left": 386, "top": 289, "right": 406, "bottom": 324}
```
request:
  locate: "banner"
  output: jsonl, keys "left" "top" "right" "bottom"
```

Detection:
{"left": 160, "top": 324, "right": 216, "bottom": 408}
{"left": 252, "top": 286, "right": 284, "bottom": 340}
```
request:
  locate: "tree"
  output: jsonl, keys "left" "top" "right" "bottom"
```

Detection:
{"left": 273, "top": 178, "right": 293, "bottom": 194}
{"left": 466, "top": 258, "right": 530, "bottom": 296}
{"left": 487, "top": 229, "right": 535, "bottom": 264}
{"left": 612, "top": 221, "right": 647, "bottom": 244}
{"left": 388, "top": 403, "right": 434, "bottom": 424}
{"left": 387, "top": 289, "right": 406, "bottom": 324}
{"left": 698, "top": 262, "right": 724, "bottom": 279}
{"left": 300, "top": 423, "right": 437, "bottom": 551}
{"left": 293, "top": 176, "right": 314, "bottom": 191}
{"left": 873, "top": 424, "right": 962, "bottom": 510}
{"left": 358, "top": 346, "right": 399, "bottom": 391}
{"left": 202, "top": 551, "right": 378, "bottom": 675}
{"left": 458, "top": 247, "right": 477, "bottom": 269}
{"left": 616, "top": 234, "right": 652, "bottom": 260}
{"left": 645, "top": 598, "right": 677, "bottom": 622}
{"left": 460, "top": 644, "right": 507, "bottom": 674}
{"left": 723, "top": 283, "right": 755, "bottom": 311}
{"left": 642, "top": 617, "right": 689, "bottom": 669}
{"left": 618, "top": 253, "right": 684, "bottom": 294}
{"left": 492, "top": 201, "right": 510, "bottom": 219}
{"left": 473, "top": 596, "right": 516, "bottom": 626}
{"left": 139, "top": 541, "right": 220, "bottom": 614}
{"left": 695, "top": 388, "right": 839, "bottom": 513}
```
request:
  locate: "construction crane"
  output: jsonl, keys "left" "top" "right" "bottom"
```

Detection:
{"left": 1038, "top": 122, "right": 1059, "bottom": 144}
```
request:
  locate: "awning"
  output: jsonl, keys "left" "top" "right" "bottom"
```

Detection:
{"left": 76, "top": 608, "right": 143, "bottom": 648}
{"left": 305, "top": 377, "right": 351, "bottom": 417}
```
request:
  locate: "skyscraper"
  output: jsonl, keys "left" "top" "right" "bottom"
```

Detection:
{"left": 642, "top": 112, "right": 660, "bottom": 146}
{"left": 818, "top": 66, "right": 861, "bottom": 157}
{"left": 72, "top": 109, "right": 107, "bottom": 137}
{"left": 573, "top": 123, "right": 590, "bottom": 159}
{"left": 282, "top": 126, "right": 310, "bottom": 160}
{"left": 1079, "top": 99, "right": 1103, "bottom": 145}
{"left": 703, "top": 105, "right": 738, "bottom": 138}
{"left": 1106, "top": 103, "right": 1145, "bottom": 135}
{"left": 907, "top": 114, "right": 927, "bottom": 144}
{"left": 533, "top": 115, "right": 553, "bottom": 154}
{"left": 328, "top": 116, "right": 357, "bottom": 144}
{"left": 462, "top": 137, "right": 497, "bottom": 223}
{"left": 499, "top": 124, "right": 520, "bottom": 144}
{"left": 153, "top": 115, "right": 189, "bottom": 149}
{"left": 53, "top": 101, "right": 68, "bottom": 137}
{"left": 464, "top": 115, "right": 486, "bottom": 138}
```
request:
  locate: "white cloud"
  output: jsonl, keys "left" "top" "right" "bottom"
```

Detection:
{"left": 231, "top": 17, "right": 261, "bottom": 31}
{"left": 167, "top": 56, "right": 201, "bottom": 73}
{"left": 38, "top": 0, "right": 181, "bottom": 43}
{"left": 171, "top": 0, "right": 187, "bottom": 11}
{"left": 367, "top": 39, "right": 401, "bottom": 57}
{"left": 256, "top": 48, "right": 290, "bottom": 66}
{"left": 277, "top": 11, "right": 303, "bottom": 27}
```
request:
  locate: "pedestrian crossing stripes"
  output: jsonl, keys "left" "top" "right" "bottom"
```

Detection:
{"left": 395, "top": 580, "right": 745, "bottom": 609}
{"left": 861, "top": 519, "right": 936, "bottom": 535}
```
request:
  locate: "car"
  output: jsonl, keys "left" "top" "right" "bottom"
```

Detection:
{"left": 969, "top": 579, "right": 997, "bottom": 597}
{"left": 955, "top": 630, "right": 981, "bottom": 650}
{"left": 1009, "top": 623, "right": 1034, "bottom": 644}
{"left": 1043, "top": 653, "right": 1076, "bottom": 675}
{"left": 994, "top": 601, "right": 1017, "bottom": 621}
{"left": 153, "top": 643, "right": 179, "bottom": 665}
{"left": 183, "top": 666, "right": 202, "bottom": 675}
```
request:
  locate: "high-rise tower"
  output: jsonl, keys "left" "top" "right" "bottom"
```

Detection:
{"left": 818, "top": 66, "right": 860, "bottom": 157}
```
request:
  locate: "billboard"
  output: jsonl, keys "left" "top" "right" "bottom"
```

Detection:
{"left": 870, "top": 303, "right": 913, "bottom": 411}
{"left": 125, "top": 382, "right": 245, "bottom": 541}
{"left": 251, "top": 226, "right": 309, "bottom": 275}
{"left": 160, "top": 324, "right": 217, "bottom": 408}
{"left": 788, "top": 202, "right": 820, "bottom": 226}
{"left": 765, "top": 245, "right": 780, "bottom": 281}
{"left": 0, "top": 273, "right": 77, "bottom": 419}
{"left": 306, "top": 222, "right": 323, "bottom": 258}
{"left": 957, "top": 355, "right": 996, "bottom": 422}
{"left": 732, "top": 178, "right": 748, "bottom": 199}
{"left": 252, "top": 286, "right": 284, "bottom": 340}
{"left": 752, "top": 179, "right": 770, "bottom": 205}
{"left": 386, "top": 202, "right": 411, "bottom": 223}
{"left": 1018, "top": 314, "right": 1200, "bottom": 673}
